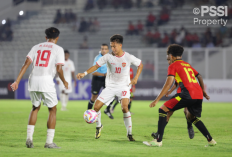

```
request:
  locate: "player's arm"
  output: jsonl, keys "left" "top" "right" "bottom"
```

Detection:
{"left": 165, "top": 82, "right": 177, "bottom": 97}
{"left": 150, "top": 76, "right": 175, "bottom": 108}
{"left": 196, "top": 74, "right": 210, "bottom": 100}
{"left": 57, "top": 65, "right": 68, "bottom": 89}
{"left": 71, "top": 71, "right": 77, "bottom": 86}
{"left": 10, "top": 58, "right": 31, "bottom": 91}
{"left": 129, "top": 63, "right": 143, "bottom": 85}
{"left": 92, "top": 72, "right": 106, "bottom": 77}
{"left": 76, "top": 64, "right": 100, "bottom": 80}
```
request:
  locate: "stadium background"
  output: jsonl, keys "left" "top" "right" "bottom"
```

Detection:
{"left": 0, "top": 0, "right": 232, "bottom": 156}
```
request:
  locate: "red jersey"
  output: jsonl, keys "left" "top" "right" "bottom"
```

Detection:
{"left": 168, "top": 60, "right": 203, "bottom": 99}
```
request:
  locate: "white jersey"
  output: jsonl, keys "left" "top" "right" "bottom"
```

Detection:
{"left": 27, "top": 42, "right": 65, "bottom": 92}
{"left": 96, "top": 52, "right": 141, "bottom": 88}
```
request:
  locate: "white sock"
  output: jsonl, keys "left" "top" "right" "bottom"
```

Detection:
{"left": 96, "top": 110, "right": 102, "bottom": 127}
{"left": 46, "top": 129, "right": 55, "bottom": 144}
{"left": 27, "top": 125, "right": 35, "bottom": 141}
{"left": 65, "top": 94, "right": 69, "bottom": 107}
{"left": 60, "top": 93, "right": 66, "bottom": 108}
{"left": 123, "top": 112, "right": 132, "bottom": 135}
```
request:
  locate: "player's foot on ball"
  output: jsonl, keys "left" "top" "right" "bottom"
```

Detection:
{"left": 127, "top": 134, "right": 135, "bottom": 141}
{"left": 104, "top": 110, "right": 114, "bottom": 119}
{"left": 95, "top": 125, "right": 103, "bottom": 139}
{"left": 205, "top": 139, "right": 217, "bottom": 147}
{"left": 143, "top": 139, "right": 162, "bottom": 147}
{"left": 151, "top": 132, "right": 158, "bottom": 139}
{"left": 26, "top": 139, "right": 34, "bottom": 148}
{"left": 188, "top": 126, "right": 194, "bottom": 139}
{"left": 44, "top": 143, "right": 61, "bottom": 149}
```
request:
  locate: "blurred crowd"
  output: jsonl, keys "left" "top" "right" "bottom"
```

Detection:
{"left": 0, "top": 19, "right": 13, "bottom": 42}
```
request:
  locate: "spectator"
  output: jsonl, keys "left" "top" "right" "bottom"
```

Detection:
{"left": 87, "top": 18, "right": 93, "bottom": 31}
{"left": 72, "top": 18, "right": 79, "bottom": 31}
{"left": 112, "top": 0, "right": 122, "bottom": 9}
{"left": 5, "top": 27, "right": 13, "bottom": 41}
{"left": 215, "top": 32, "right": 222, "bottom": 46}
{"left": 145, "top": 0, "right": 154, "bottom": 8}
{"left": 185, "top": 32, "right": 193, "bottom": 47}
{"left": 143, "top": 29, "right": 153, "bottom": 45}
{"left": 157, "top": 7, "right": 170, "bottom": 26}
{"left": 152, "top": 29, "right": 161, "bottom": 43}
{"left": 97, "top": 0, "right": 107, "bottom": 10}
{"left": 136, "top": 0, "right": 142, "bottom": 8}
{"left": 192, "top": 33, "right": 199, "bottom": 43}
{"left": 206, "top": 40, "right": 215, "bottom": 48}
{"left": 53, "top": 9, "right": 62, "bottom": 24}
{"left": 170, "top": 28, "right": 177, "bottom": 44}
{"left": 135, "top": 20, "right": 144, "bottom": 34}
{"left": 92, "top": 17, "right": 100, "bottom": 32}
{"left": 78, "top": 17, "right": 88, "bottom": 33}
{"left": 158, "top": 32, "right": 169, "bottom": 47}
{"left": 79, "top": 36, "right": 89, "bottom": 49}
{"left": 146, "top": 12, "right": 156, "bottom": 27}
{"left": 69, "top": 9, "right": 76, "bottom": 22}
{"left": 126, "top": 21, "right": 136, "bottom": 35}
{"left": 84, "top": 0, "right": 94, "bottom": 11}
{"left": 218, "top": 24, "right": 227, "bottom": 37}
{"left": 64, "top": 9, "right": 70, "bottom": 23}
{"left": 192, "top": 42, "right": 202, "bottom": 48}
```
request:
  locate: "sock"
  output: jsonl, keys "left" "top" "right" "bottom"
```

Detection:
{"left": 186, "top": 117, "right": 192, "bottom": 128}
{"left": 65, "top": 94, "right": 69, "bottom": 107}
{"left": 123, "top": 112, "right": 132, "bottom": 135}
{"left": 60, "top": 93, "right": 66, "bottom": 109}
{"left": 155, "top": 121, "right": 168, "bottom": 135}
{"left": 112, "top": 100, "right": 119, "bottom": 110}
{"left": 96, "top": 110, "right": 102, "bottom": 127}
{"left": 88, "top": 100, "right": 94, "bottom": 109}
{"left": 46, "top": 129, "right": 55, "bottom": 144}
{"left": 191, "top": 118, "right": 212, "bottom": 142}
{"left": 128, "top": 101, "right": 132, "bottom": 111}
{"left": 157, "top": 108, "right": 167, "bottom": 142}
{"left": 27, "top": 125, "right": 35, "bottom": 141}
{"left": 105, "top": 104, "right": 111, "bottom": 112}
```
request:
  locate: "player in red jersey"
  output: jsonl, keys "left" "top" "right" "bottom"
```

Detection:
{"left": 151, "top": 54, "right": 197, "bottom": 139}
{"left": 110, "top": 67, "right": 135, "bottom": 113}
{"left": 143, "top": 44, "right": 217, "bottom": 147}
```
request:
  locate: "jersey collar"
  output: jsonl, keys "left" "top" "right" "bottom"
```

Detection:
{"left": 116, "top": 51, "right": 125, "bottom": 58}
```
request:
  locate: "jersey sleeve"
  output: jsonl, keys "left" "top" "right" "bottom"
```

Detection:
{"left": 96, "top": 54, "right": 107, "bottom": 67}
{"left": 167, "top": 64, "right": 175, "bottom": 76}
{"left": 56, "top": 48, "right": 65, "bottom": 65}
{"left": 130, "top": 54, "right": 141, "bottom": 67}
{"left": 192, "top": 67, "right": 199, "bottom": 77}
{"left": 26, "top": 46, "right": 36, "bottom": 62}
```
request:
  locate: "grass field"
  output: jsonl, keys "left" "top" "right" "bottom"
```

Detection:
{"left": 0, "top": 100, "right": 231, "bottom": 157}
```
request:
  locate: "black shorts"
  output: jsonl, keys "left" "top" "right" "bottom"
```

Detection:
{"left": 91, "top": 76, "right": 105, "bottom": 95}
{"left": 164, "top": 93, "right": 203, "bottom": 117}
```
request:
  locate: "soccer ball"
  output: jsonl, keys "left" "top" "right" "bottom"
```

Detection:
{"left": 83, "top": 109, "right": 98, "bottom": 124}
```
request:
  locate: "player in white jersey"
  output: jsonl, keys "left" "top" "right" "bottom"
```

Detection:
{"left": 77, "top": 35, "right": 143, "bottom": 141}
{"left": 10, "top": 27, "right": 68, "bottom": 149}
{"left": 56, "top": 50, "right": 76, "bottom": 111}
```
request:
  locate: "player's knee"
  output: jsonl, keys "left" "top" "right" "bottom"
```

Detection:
{"left": 121, "top": 106, "right": 129, "bottom": 113}
{"left": 94, "top": 104, "right": 100, "bottom": 112}
{"left": 32, "top": 105, "right": 41, "bottom": 111}
{"left": 186, "top": 112, "right": 195, "bottom": 121}
{"left": 49, "top": 106, "right": 57, "bottom": 114}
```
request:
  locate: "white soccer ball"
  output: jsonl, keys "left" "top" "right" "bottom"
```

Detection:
{"left": 83, "top": 109, "right": 98, "bottom": 124}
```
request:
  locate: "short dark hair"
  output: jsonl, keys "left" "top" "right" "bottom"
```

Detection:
{"left": 101, "top": 43, "right": 108, "bottom": 47}
{"left": 167, "top": 44, "right": 184, "bottom": 57}
{"left": 64, "top": 50, "right": 69, "bottom": 54}
{"left": 45, "top": 27, "right": 60, "bottom": 39}
{"left": 110, "top": 34, "right": 123, "bottom": 44}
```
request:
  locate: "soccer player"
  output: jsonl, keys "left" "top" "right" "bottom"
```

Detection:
{"left": 111, "top": 67, "right": 135, "bottom": 113}
{"left": 143, "top": 44, "right": 216, "bottom": 147}
{"left": 10, "top": 27, "right": 68, "bottom": 149}
{"left": 77, "top": 34, "right": 143, "bottom": 141}
{"left": 151, "top": 54, "right": 195, "bottom": 139}
{"left": 56, "top": 50, "right": 76, "bottom": 111}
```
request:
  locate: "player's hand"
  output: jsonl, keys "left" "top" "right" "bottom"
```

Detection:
{"left": 76, "top": 73, "right": 85, "bottom": 80}
{"left": 56, "top": 80, "right": 60, "bottom": 85}
{"left": 203, "top": 90, "right": 210, "bottom": 100}
{"left": 149, "top": 100, "right": 159, "bottom": 108}
{"left": 165, "top": 90, "right": 172, "bottom": 97}
{"left": 129, "top": 78, "right": 137, "bottom": 86}
{"left": 10, "top": 82, "right": 18, "bottom": 92}
{"left": 64, "top": 81, "right": 69, "bottom": 89}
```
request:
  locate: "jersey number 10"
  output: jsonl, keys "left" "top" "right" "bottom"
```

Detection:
{"left": 115, "top": 67, "right": 121, "bottom": 73}
{"left": 35, "top": 50, "right": 51, "bottom": 67}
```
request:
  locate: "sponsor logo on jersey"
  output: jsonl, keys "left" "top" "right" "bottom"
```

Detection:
{"left": 122, "top": 62, "right": 126, "bottom": 67}
{"left": 111, "top": 63, "right": 116, "bottom": 65}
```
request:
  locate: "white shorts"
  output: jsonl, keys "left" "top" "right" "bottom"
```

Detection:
{"left": 97, "top": 87, "right": 130, "bottom": 106}
{"left": 29, "top": 91, "right": 58, "bottom": 108}
{"left": 58, "top": 82, "right": 72, "bottom": 93}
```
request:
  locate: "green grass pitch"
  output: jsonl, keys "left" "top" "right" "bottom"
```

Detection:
{"left": 0, "top": 100, "right": 232, "bottom": 157}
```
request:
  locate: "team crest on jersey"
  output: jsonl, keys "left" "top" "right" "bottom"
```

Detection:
{"left": 122, "top": 62, "right": 126, "bottom": 67}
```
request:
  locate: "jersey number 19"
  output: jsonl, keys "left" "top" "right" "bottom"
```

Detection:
{"left": 35, "top": 50, "right": 51, "bottom": 67}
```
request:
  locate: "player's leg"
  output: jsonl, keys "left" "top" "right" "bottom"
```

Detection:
{"left": 104, "top": 99, "right": 114, "bottom": 119}
{"left": 26, "top": 92, "right": 42, "bottom": 148}
{"left": 60, "top": 90, "right": 66, "bottom": 111}
{"left": 43, "top": 92, "right": 60, "bottom": 148}
{"left": 94, "top": 87, "right": 115, "bottom": 139}
{"left": 88, "top": 94, "right": 98, "bottom": 109}
{"left": 110, "top": 97, "right": 119, "bottom": 113}
{"left": 184, "top": 107, "right": 194, "bottom": 139}
{"left": 88, "top": 77, "right": 101, "bottom": 109}
{"left": 186, "top": 100, "right": 216, "bottom": 146}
